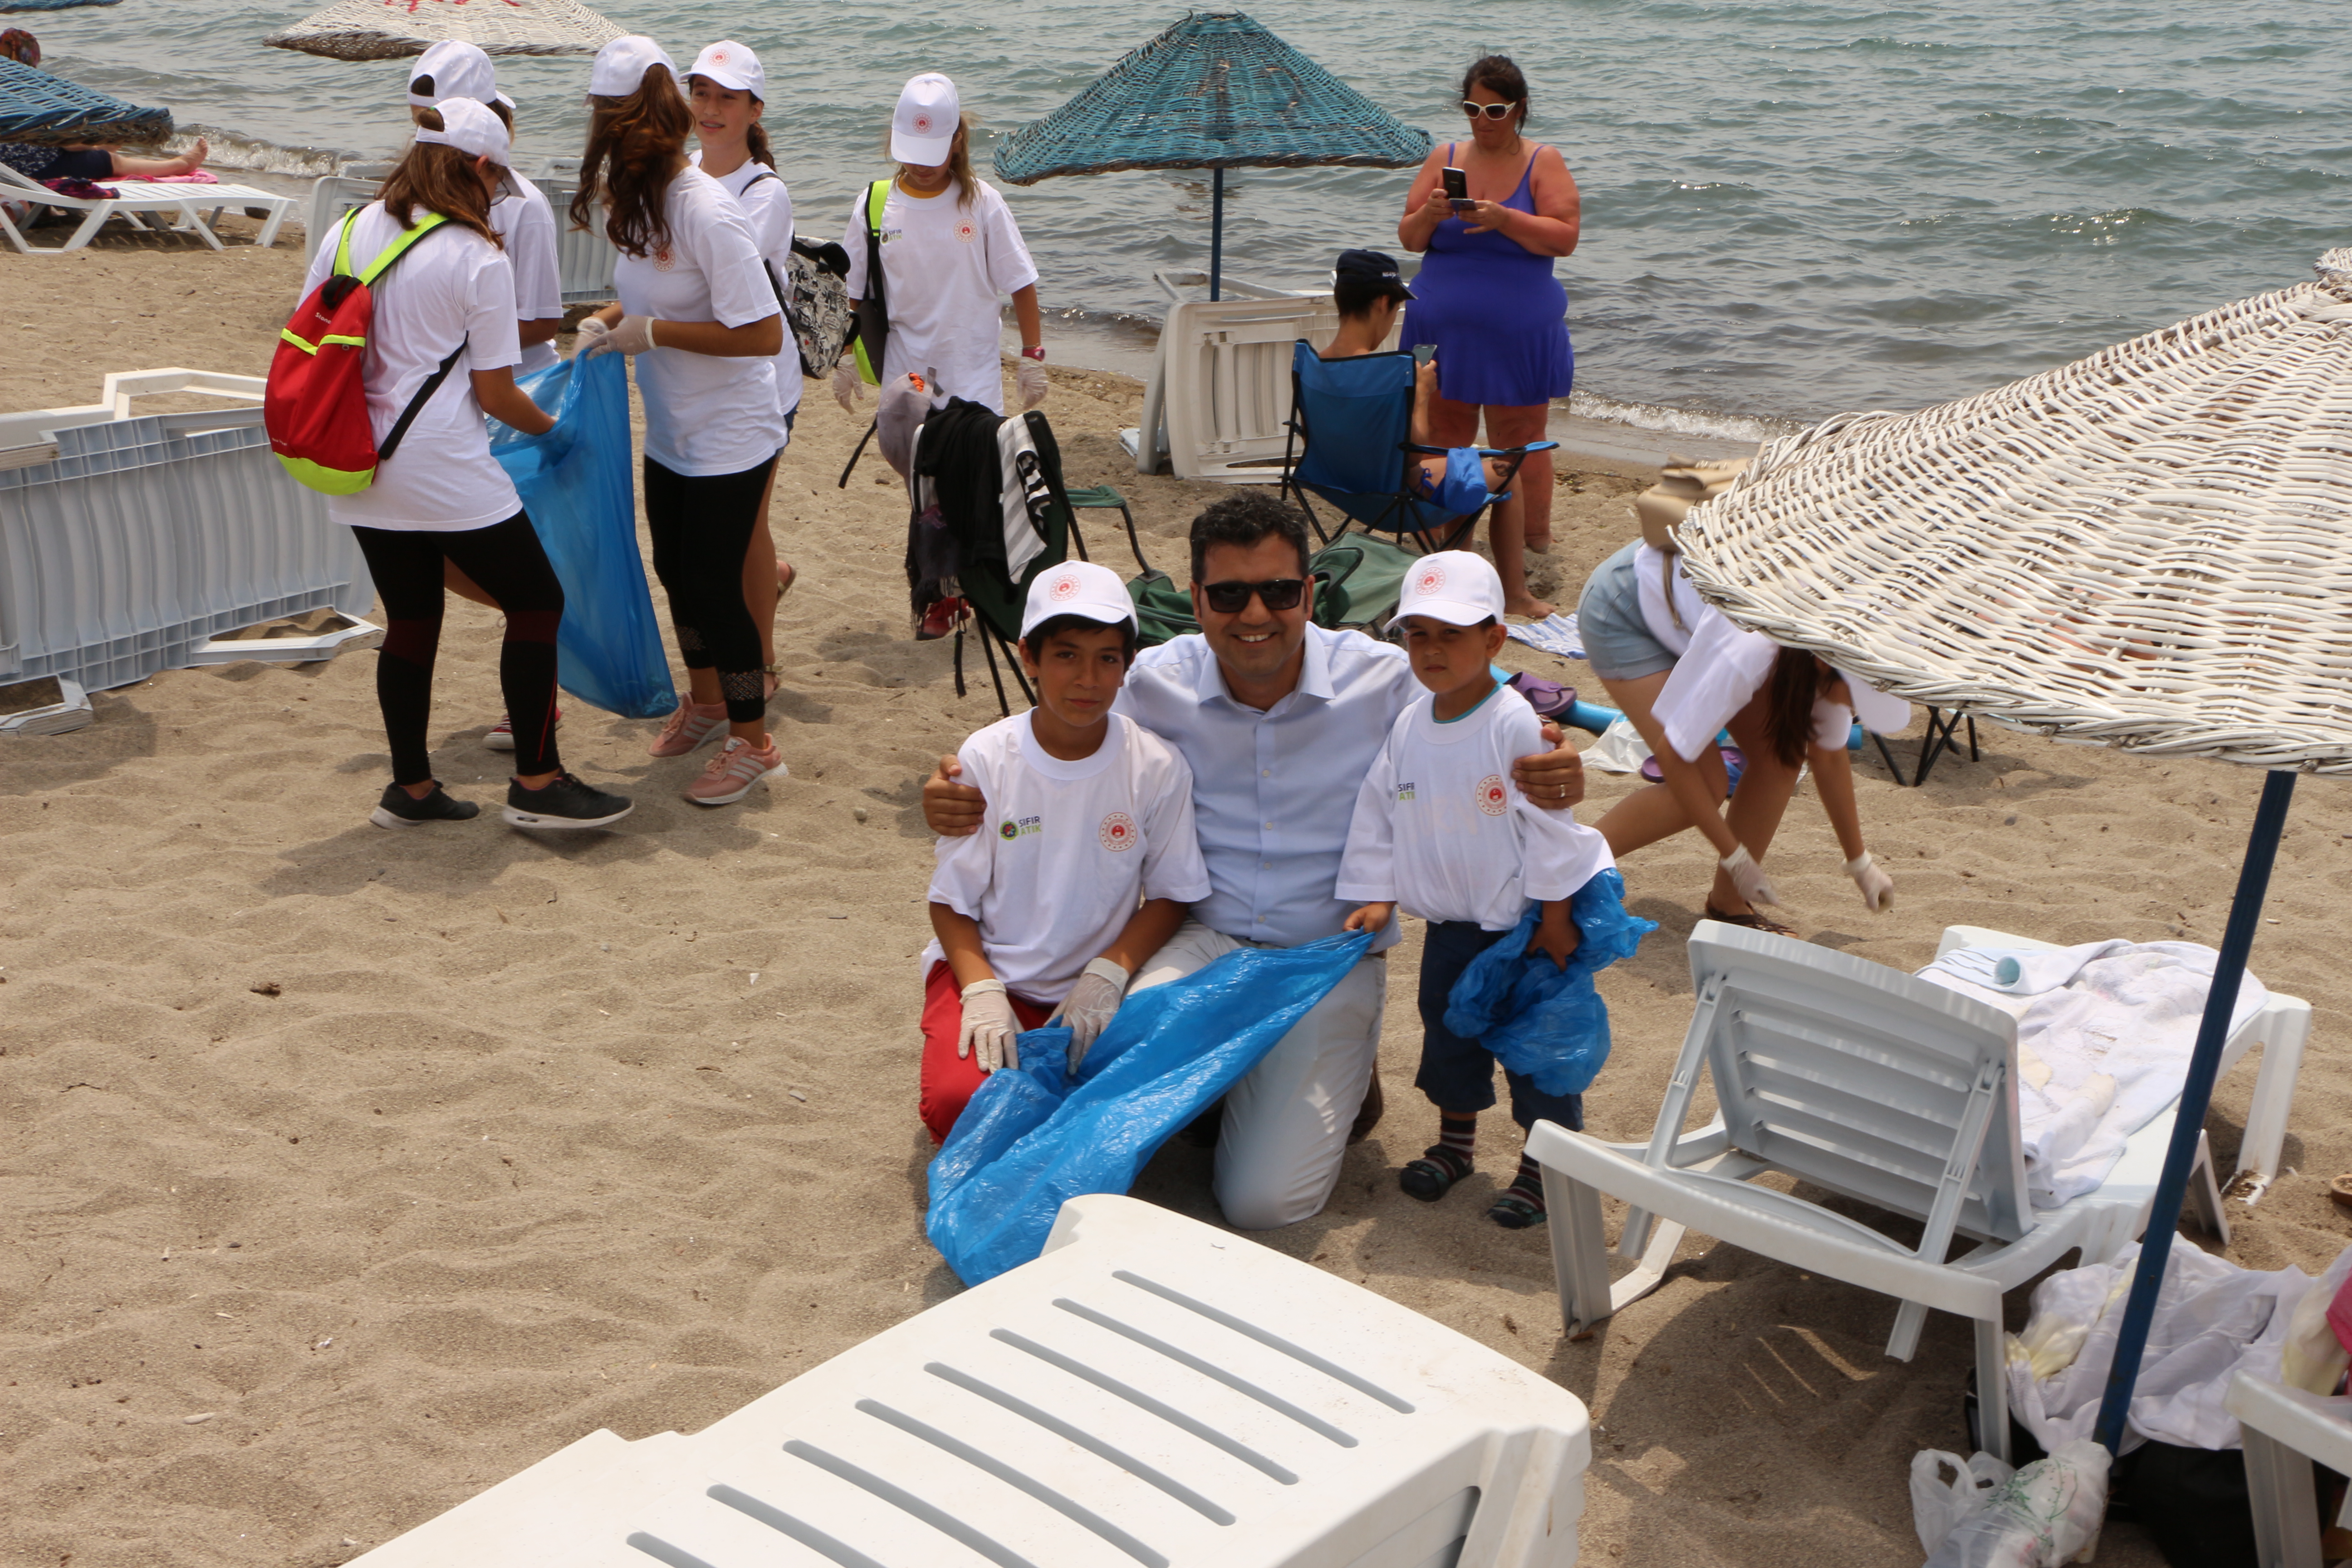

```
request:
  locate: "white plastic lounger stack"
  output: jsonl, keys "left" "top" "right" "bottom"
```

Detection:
{"left": 2225, "top": 1370, "right": 2352, "bottom": 1568}
{"left": 347, "top": 1194, "right": 1592, "bottom": 1568}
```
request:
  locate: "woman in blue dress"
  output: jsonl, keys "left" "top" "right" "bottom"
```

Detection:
{"left": 1397, "top": 56, "right": 1581, "bottom": 618}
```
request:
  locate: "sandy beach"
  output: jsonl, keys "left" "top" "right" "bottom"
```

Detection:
{"left": 2, "top": 228, "right": 2347, "bottom": 1568}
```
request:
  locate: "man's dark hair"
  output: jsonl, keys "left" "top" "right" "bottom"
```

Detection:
{"left": 1189, "top": 491, "right": 1312, "bottom": 585}
{"left": 1021, "top": 613, "right": 1139, "bottom": 666}
{"left": 1333, "top": 271, "right": 1408, "bottom": 320}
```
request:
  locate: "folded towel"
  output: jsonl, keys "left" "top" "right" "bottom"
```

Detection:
{"left": 1505, "top": 612, "right": 1584, "bottom": 660}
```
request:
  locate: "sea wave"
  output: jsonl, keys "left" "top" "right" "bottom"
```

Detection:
{"left": 162, "top": 126, "right": 355, "bottom": 182}
{"left": 1565, "top": 392, "right": 1809, "bottom": 446}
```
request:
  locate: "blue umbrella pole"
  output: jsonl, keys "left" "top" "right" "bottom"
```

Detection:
{"left": 2092, "top": 766, "right": 2297, "bottom": 1454}
{"left": 1209, "top": 167, "right": 1225, "bottom": 302}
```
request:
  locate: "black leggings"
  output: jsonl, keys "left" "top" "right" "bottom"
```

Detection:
{"left": 643, "top": 453, "right": 775, "bottom": 724}
{"left": 352, "top": 512, "right": 564, "bottom": 786}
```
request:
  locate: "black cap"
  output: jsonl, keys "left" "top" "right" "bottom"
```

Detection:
{"left": 1334, "top": 247, "right": 1414, "bottom": 299}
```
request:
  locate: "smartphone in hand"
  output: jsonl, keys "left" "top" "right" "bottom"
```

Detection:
{"left": 1441, "top": 166, "right": 1471, "bottom": 213}
{"left": 1412, "top": 343, "right": 1437, "bottom": 367}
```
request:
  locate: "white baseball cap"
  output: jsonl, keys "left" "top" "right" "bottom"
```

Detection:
{"left": 686, "top": 40, "right": 765, "bottom": 100}
{"left": 407, "top": 40, "right": 512, "bottom": 110}
{"left": 891, "top": 72, "right": 959, "bottom": 166}
{"left": 588, "top": 35, "right": 679, "bottom": 103}
{"left": 414, "top": 97, "right": 521, "bottom": 196}
{"left": 1019, "top": 561, "right": 1137, "bottom": 639}
{"left": 1396, "top": 549, "right": 1504, "bottom": 627}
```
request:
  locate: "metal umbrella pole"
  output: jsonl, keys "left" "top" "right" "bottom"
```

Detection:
{"left": 1208, "top": 167, "right": 1224, "bottom": 301}
{"left": 2091, "top": 767, "right": 2297, "bottom": 1454}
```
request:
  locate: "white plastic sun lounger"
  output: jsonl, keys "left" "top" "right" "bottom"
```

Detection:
{"left": 347, "top": 1194, "right": 1592, "bottom": 1568}
{"left": 2225, "top": 1371, "right": 2352, "bottom": 1568}
{"left": 1527, "top": 920, "right": 2310, "bottom": 1465}
{"left": 1142, "top": 295, "right": 1398, "bottom": 485}
{"left": 0, "top": 164, "right": 292, "bottom": 253}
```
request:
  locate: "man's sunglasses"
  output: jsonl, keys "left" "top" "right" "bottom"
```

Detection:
{"left": 1461, "top": 100, "right": 1518, "bottom": 121}
{"left": 1201, "top": 578, "right": 1308, "bottom": 615}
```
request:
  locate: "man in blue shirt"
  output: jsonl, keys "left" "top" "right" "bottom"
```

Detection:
{"left": 923, "top": 492, "right": 1588, "bottom": 1228}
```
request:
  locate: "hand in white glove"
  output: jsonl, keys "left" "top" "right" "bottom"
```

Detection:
{"left": 1718, "top": 843, "right": 1781, "bottom": 909}
{"left": 604, "top": 314, "right": 658, "bottom": 355}
{"left": 1014, "top": 355, "right": 1049, "bottom": 411}
{"left": 1049, "top": 956, "right": 1128, "bottom": 1069}
{"left": 573, "top": 315, "right": 611, "bottom": 357}
{"left": 957, "top": 978, "right": 1019, "bottom": 1073}
{"left": 832, "top": 358, "right": 866, "bottom": 414}
{"left": 1847, "top": 852, "right": 1895, "bottom": 913}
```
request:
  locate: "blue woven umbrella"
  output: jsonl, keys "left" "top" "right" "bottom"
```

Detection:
{"left": 992, "top": 10, "right": 1430, "bottom": 299}
{"left": 0, "top": 0, "right": 119, "bottom": 12}
{"left": 0, "top": 57, "right": 167, "bottom": 145}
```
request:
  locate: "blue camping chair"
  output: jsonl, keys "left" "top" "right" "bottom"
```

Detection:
{"left": 1280, "top": 340, "right": 1558, "bottom": 552}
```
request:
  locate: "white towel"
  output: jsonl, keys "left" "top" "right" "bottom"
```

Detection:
{"left": 1504, "top": 612, "right": 1584, "bottom": 660}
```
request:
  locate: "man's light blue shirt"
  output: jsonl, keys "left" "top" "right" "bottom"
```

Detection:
{"left": 1115, "top": 626, "right": 1416, "bottom": 951}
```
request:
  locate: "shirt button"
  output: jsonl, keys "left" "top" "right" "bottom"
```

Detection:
{"left": 1261, "top": 768, "right": 1270, "bottom": 777}
{"left": 1262, "top": 861, "right": 1271, "bottom": 869}
{"left": 1264, "top": 821, "right": 1274, "bottom": 829}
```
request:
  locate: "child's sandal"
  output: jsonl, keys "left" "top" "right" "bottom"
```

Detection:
{"left": 1399, "top": 1144, "right": 1473, "bottom": 1202}
{"left": 1487, "top": 1189, "right": 1547, "bottom": 1230}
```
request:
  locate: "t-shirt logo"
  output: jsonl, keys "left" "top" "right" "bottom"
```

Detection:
{"left": 1000, "top": 815, "right": 1041, "bottom": 841}
{"left": 999, "top": 819, "right": 1019, "bottom": 840}
{"left": 1412, "top": 562, "right": 1447, "bottom": 597}
{"left": 1475, "top": 774, "right": 1507, "bottom": 816}
{"left": 1098, "top": 812, "right": 1137, "bottom": 852}
{"left": 1395, "top": 779, "right": 1416, "bottom": 802}
{"left": 1046, "top": 571, "right": 1080, "bottom": 603}
{"left": 955, "top": 220, "right": 977, "bottom": 244}
{"left": 652, "top": 243, "right": 674, "bottom": 272}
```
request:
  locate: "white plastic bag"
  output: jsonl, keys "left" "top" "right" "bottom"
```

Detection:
{"left": 1582, "top": 716, "right": 1653, "bottom": 774}
{"left": 1922, "top": 1439, "right": 2111, "bottom": 1568}
{"left": 1911, "top": 1449, "right": 2016, "bottom": 1554}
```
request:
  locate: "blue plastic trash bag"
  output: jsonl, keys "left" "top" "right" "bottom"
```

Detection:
{"left": 1441, "top": 870, "right": 1656, "bottom": 1097}
{"left": 487, "top": 355, "right": 676, "bottom": 719}
{"left": 926, "top": 931, "right": 1373, "bottom": 1285}
{"left": 1433, "top": 446, "right": 1491, "bottom": 514}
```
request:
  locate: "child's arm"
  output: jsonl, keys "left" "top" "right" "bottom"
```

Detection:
{"left": 929, "top": 902, "right": 1019, "bottom": 1072}
{"left": 1098, "top": 897, "right": 1187, "bottom": 977}
{"left": 1525, "top": 898, "right": 1582, "bottom": 970}
{"left": 1333, "top": 738, "right": 1401, "bottom": 931}
{"left": 1345, "top": 901, "right": 1396, "bottom": 934}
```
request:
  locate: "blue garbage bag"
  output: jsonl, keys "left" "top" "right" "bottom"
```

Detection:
{"left": 1441, "top": 870, "right": 1657, "bottom": 1098}
{"left": 926, "top": 931, "right": 1373, "bottom": 1285}
{"left": 487, "top": 354, "right": 676, "bottom": 719}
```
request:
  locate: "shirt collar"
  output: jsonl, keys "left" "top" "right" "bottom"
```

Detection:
{"left": 1192, "top": 625, "right": 1338, "bottom": 710}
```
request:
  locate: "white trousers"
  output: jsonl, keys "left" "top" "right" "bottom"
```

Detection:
{"left": 1129, "top": 918, "right": 1387, "bottom": 1230}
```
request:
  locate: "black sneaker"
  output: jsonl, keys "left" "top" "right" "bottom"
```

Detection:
{"left": 370, "top": 781, "right": 480, "bottom": 829}
{"left": 501, "top": 772, "right": 633, "bottom": 830}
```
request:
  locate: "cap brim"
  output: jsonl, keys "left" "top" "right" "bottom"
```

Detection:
{"left": 890, "top": 128, "right": 955, "bottom": 165}
{"left": 1397, "top": 602, "right": 1496, "bottom": 627}
{"left": 688, "top": 68, "right": 759, "bottom": 95}
{"left": 1018, "top": 604, "right": 1137, "bottom": 638}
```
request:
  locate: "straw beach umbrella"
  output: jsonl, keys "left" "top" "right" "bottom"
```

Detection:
{"left": 263, "top": 0, "right": 623, "bottom": 62}
{"left": 0, "top": 56, "right": 166, "bottom": 144}
{"left": 992, "top": 10, "right": 1429, "bottom": 299}
{"left": 1672, "top": 246, "right": 2352, "bottom": 1453}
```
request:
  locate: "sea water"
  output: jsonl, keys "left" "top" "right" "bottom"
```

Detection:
{"left": 24, "top": 0, "right": 2345, "bottom": 437}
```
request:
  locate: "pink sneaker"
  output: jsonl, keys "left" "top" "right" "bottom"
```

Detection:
{"left": 648, "top": 696, "right": 727, "bottom": 758}
{"left": 485, "top": 707, "right": 561, "bottom": 753}
{"left": 685, "top": 735, "right": 787, "bottom": 806}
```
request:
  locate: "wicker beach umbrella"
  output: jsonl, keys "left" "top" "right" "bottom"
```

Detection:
{"left": 992, "top": 10, "right": 1430, "bottom": 299}
{"left": 1674, "top": 246, "right": 2352, "bottom": 1455}
{"left": 0, "top": 56, "right": 166, "bottom": 144}
{"left": 263, "top": 0, "right": 623, "bottom": 62}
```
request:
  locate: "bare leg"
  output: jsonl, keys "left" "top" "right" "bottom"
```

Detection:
{"left": 1483, "top": 404, "right": 1555, "bottom": 601}
{"left": 1484, "top": 480, "right": 1550, "bottom": 619}
{"left": 107, "top": 137, "right": 207, "bottom": 178}
{"left": 1594, "top": 672, "right": 1731, "bottom": 856}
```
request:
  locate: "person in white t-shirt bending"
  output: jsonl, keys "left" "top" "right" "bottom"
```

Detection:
{"left": 683, "top": 40, "right": 802, "bottom": 690}
{"left": 571, "top": 37, "right": 790, "bottom": 808}
{"left": 402, "top": 42, "right": 574, "bottom": 755}
{"left": 921, "top": 562, "right": 1210, "bottom": 1143}
{"left": 308, "top": 99, "right": 633, "bottom": 833}
{"left": 834, "top": 73, "right": 1047, "bottom": 423}
{"left": 1336, "top": 551, "right": 1615, "bottom": 1230}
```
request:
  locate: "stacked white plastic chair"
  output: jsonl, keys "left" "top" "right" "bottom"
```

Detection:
{"left": 1528, "top": 921, "right": 2309, "bottom": 1464}
{"left": 2226, "top": 1370, "right": 2352, "bottom": 1568}
{"left": 348, "top": 1194, "right": 1592, "bottom": 1568}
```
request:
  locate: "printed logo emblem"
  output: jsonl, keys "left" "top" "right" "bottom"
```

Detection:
{"left": 1098, "top": 812, "right": 1138, "bottom": 852}
{"left": 653, "top": 243, "right": 674, "bottom": 272}
{"left": 955, "top": 220, "right": 977, "bottom": 244}
{"left": 1000, "top": 815, "right": 1041, "bottom": 841}
{"left": 1046, "top": 571, "right": 1080, "bottom": 603}
{"left": 999, "top": 819, "right": 1019, "bottom": 840}
{"left": 1395, "top": 779, "right": 1416, "bottom": 802}
{"left": 1475, "top": 774, "right": 1507, "bottom": 816}
{"left": 711, "top": 47, "right": 729, "bottom": 62}
{"left": 912, "top": 112, "right": 935, "bottom": 134}
{"left": 1413, "top": 562, "right": 1447, "bottom": 597}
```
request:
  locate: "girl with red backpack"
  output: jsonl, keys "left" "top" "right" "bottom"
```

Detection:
{"left": 299, "top": 98, "right": 634, "bottom": 832}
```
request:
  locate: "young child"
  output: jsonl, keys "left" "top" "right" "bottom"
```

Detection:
{"left": 920, "top": 562, "right": 1208, "bottom": 1142}
{"left": 1337, "top": 550, "right": 1614, "bottom": 1227}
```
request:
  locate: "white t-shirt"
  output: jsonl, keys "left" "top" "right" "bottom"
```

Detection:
{"left": 923, "top": 712, "right": 1211, "bottom": 1004}
{"left": 304, "top": 203, "right": 522, "bottom": 533}
{"left": 611, "top": 167, "right": 786, "bottom": 476}
{"left": 1633, "top": 542, "right": 1709, "bottom": 656}
{"left": 693, "top": 152, "right": 803, "bottom": 427}
{"left": 494, "top": 174, "right": 566, "bottom": 378}
{"left": 842, "top": 176, "right": 1038, "bottom": 412}
{"left": 1655, "top": 608, "right": 1913, "bottom": 763}
{"left": 1336, "top": 683, "right": 1615, "bottom": 932}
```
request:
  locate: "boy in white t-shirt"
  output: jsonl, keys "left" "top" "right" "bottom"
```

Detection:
{"left": 1338, "top": 551, "right": 1615, "bottom": 1229}
{"left": 920, "top": 562, "right": 1210, "bottom": 1142}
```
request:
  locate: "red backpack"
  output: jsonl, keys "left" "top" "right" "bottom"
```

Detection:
{"left": 266, "top": 211, "right": 464, "bottom": 495}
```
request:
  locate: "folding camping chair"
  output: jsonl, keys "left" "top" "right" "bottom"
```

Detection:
{"left": 1280, "top": 340, "right": 1556, "bottom": 555}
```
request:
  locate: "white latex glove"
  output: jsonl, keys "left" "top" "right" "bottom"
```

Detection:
{"left": 1014, "top": 356, "right": 1049, "bottom": 411}
{"left": 1847, "top": 852, "right": 1895, "bottom": 913}
{"left": 573, "top": 315, "right": 611, "bottom": 357}
{"left": 1049, "top": 956, "right": 1128, "bottom": 1068}
{"left": 957, "top": 978, "right": 1019, "bottom": 1072}
{"left": 1718, "top": 844, "right": 1781, "bottom": 909}
{"left": 604, "top": 314, "right": 659, "bottom": 355}
{"left": 832, "top": 358, "right": 866, "bottom": 414}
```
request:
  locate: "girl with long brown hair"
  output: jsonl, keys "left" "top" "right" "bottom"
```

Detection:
{"left": 572, "top": 36, "right": 790, "bottom": 808}
{"left": 305, "top": 98, "right": 632, "bottom": 832}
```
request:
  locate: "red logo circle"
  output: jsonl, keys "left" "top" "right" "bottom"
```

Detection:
{"left": 1414, "top": 564, "right": 1447, "bottom": 596}
{"left": 912, "top": 113, "right": 934, "bottom": 133}
{"left": 955, "top": 220, "right": 977, "bottom": 244}
{"left": 1098, "top": 812, "right": 1138, "bottom": 851}
{"left": 1047, "top": 572, "right": 1080, "bottom": 602}
{"left": 1476, "top": 775, "right": 1507, "bottom": 816}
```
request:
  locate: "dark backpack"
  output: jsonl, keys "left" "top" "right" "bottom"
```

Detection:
{"left": 740, "top": 169, "right": 854, "bottom": 378}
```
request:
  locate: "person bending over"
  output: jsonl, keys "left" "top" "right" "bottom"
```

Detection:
{"left": 920, "top": 562, "right": 1209, "bottom": 1142}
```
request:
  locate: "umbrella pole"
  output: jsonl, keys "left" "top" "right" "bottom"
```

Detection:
{"left": 2091, "top": 766, "right": 2297, "bottom": 1455}
{"left": 1210, "top": 167, "right": 1223, "bottom": 302}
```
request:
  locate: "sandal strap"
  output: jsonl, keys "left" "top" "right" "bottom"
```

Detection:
{"left": 1705, "top": 902, "right": 1795, "bottom": 937}
{"left": 1409, "top": 1144, "right": 1475, "bottom": 1183}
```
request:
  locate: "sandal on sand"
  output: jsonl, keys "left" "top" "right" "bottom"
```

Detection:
{"left": 1705, "top": 901, "right": 1794, "bottom": 937}
{"left": 1400, "top": 1144, "right": 1473, "bottom": 1202}
{"left": 1488, "top": 1189, "right": 1547, "bottom": 1230}
{"left": 2330, "top": 1173, "right": 2352, "bottom": 1215}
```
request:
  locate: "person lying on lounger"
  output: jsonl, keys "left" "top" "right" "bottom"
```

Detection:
{"left": 0, "top": 135, "right": 209, "bottom": 184}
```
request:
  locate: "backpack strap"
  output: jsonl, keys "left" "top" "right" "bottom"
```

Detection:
{"left": 342, "top": 211, "right": 465, "bottom": 467}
